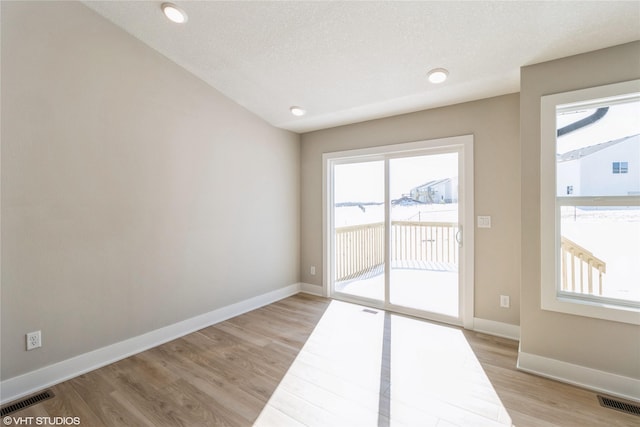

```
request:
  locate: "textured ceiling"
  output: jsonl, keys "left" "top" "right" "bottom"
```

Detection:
{"left": 82, "top": 1, "right": 640, "bottom": 133}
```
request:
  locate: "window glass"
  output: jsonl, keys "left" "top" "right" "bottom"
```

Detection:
{"left": 556, "top": 98, "right": 640, "bottom": 306}
{"left": 560, "top": 205, "right": 640, "bottom": 303}
{"left": 611, "top": 161, "right": 629, "bottom": 174}
{"left": 556, "top": 100, "right": 640, "bottom": 198}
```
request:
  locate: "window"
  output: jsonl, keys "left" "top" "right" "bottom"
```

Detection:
{"left": 541, "top": 80, "right": 640, "bottom": 325}
{"left": 612, "top": 161, "right": 628, "bottom": 174}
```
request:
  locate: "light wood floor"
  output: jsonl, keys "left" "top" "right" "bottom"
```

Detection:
{"left": 6, "top": 294, "right": 638, "bottom": 426}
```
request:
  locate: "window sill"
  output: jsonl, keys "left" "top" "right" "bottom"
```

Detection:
{"left": 541, "top": 287, "right": 640, "bottom": 325}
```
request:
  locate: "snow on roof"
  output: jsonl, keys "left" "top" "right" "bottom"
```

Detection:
{"left": 558, "top": 134, "right": 639, "bottom": 162}
{"left": 412, "top": 178, "right": 451, "bottom": 191}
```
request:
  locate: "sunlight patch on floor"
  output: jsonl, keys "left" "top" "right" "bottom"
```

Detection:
{"left": 253, "top": 300, "right": 512, "bottom": 427}
{"left": 336, "top": 269, "right": 459, "bottom": 317}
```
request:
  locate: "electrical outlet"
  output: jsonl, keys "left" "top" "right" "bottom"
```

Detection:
{"left": 500, "top": 295, "right": 510, "bottom": 308}
{"left": 310, "top": 266, "right": 316, "bottom": 275}
{"left": 26, "top": 330, "right": 42, "bottom": 351}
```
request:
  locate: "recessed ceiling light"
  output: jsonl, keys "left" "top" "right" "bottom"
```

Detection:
{"left": 290, "top": 106, "right": 306, "bottom": 117}
{"left": 162, "top": 3, "right": 188, "bottom": 24}
{"left": 427, "top": 68, "right": 449, "bottom": 84}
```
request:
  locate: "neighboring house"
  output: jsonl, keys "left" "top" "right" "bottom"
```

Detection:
{"left": 410, "top": 177, "right": 459, "bottom": 203}
{"left": 557, "top": 134, "right": 640, "bottom": 196}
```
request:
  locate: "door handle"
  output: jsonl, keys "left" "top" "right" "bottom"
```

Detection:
{"left": 456, "top": 226, "right": 462, "bottom": 246}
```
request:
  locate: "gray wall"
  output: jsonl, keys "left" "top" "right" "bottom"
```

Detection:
{"left": 300, "top": 94, "right": 521, "bottom": 326}
{"left": 1, "top": 1, "right": 300, "bottom": 380}
{"left": 520, "top": 41, "right": 640, "bottom": 378}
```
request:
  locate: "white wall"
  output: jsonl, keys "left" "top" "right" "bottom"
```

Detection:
{"left": 1, "top": 1, "right": 300, "bottom": 381}
{"left": 581, "top": 139, "right": 640, "bottom": 196}
{"left": 557, "top": 160, "right": 581, "bottom": 196}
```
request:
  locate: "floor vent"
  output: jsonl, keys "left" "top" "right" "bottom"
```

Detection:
{"left": 362, "top": 309, "right": 379, "bottom": 314}
{"left": 1, "top": 390, "right": 54, "bottom": 416}
{"left": 597, "top": 395, "right": 640, "bottom": 417}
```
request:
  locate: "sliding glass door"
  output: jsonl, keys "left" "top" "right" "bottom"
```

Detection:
{"left": 325, "top": 136, "right": 473, "bottom": 325}
{"left": 389, "top": 153, "right": 459, "bottom": 317}
{"left": 333, "top": 160, "right": 385, "bottom": 302}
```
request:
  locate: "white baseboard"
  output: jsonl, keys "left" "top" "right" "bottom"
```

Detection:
{"left": 473, "top": 318, "right": 520, "bottom": 341}
{"left": 0, "top": 283, "right": 300, "bottom": 405}
{"left": 517, "top": 350, "right": 640, "bottom": 402}
{"left": 299, "top": 282, "right": 324, "bottom": 296}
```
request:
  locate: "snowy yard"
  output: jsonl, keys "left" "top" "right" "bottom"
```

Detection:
{"left": 561, "top": 206, "right": 640, "bottom": 301}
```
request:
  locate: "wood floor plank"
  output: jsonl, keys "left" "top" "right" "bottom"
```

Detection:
{"left": 265, "top": 387, "right": 345, "bottom": 427}
{"left": 41, "top": 381, "right": 103, "bottom": 426}
{"left": 165, "top": 378, "right": 249, "bottom": 427}
{"left": 253, "top": 405, "right": 307, "bottom": 427}
{"left": 152, "top": 336, "right": 280, "bottom": 403}
{"left": 4, "top": 294, "right": 639, "bottom": 427}
{"left": 67, "top": 371, "right": 154, "bottom": 427}
{"left": 145, "top": 345, "right": 265, "bottom": 423}
{"left": 211, "top": 321, "right": 273, "bottom": 347}
{"left": 109, "top": 390, "right": 160, "bottom": 427}
{"left": 96, "top": 359, "right": 202, "bottom": 427}
{"left": 277, "top": 368, "right": 380, "bottom": 426}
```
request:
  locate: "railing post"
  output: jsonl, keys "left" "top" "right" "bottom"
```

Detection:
{"left": 570, "top": 249, "right": 575, "bottom": 292}
{"left": 561, "top": 246, "right": 568, "bottom": 291}
{"left": 598, "top": 266, "right": 604, "bottom": 296}
{"left": 560, "top": 236, "right": 606, "bottom": 297}
{"left": 578, "top": 254, "right": 584, "bottom": 293}
{"left": 587, "top": 259, "right": 593, "bottom": 294}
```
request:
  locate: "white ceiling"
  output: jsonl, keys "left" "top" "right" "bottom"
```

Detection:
{"left": 82, "top": 1, "right": 640, "bottom": 134}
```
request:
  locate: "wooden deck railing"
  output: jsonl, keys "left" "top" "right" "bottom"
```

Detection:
{"left": 391, "top": 221, "right": 458, "bottom": 266}
{"left": 335, "top": 223, "right": 607, "bottom": 296}
{"left": 335, "top": 222, "right": 385, "bottom": 282}
{"left": 560, "top": 236, "right": 606, "bottom": 296}
{"left": 335, "top": 221, "right": 458, "bottom": 282}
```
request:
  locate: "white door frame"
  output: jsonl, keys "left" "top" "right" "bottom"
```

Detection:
{"left": 322, "top": 135, "right": 474, "bottom": 328}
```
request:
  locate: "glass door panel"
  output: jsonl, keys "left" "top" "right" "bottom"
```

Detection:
{"left": 327, "top": 136, "right": 472, "bottom": 326}
{"left": 333, "top": 161, "right": 385, "bottom": 302}
{"left": 389, "top": 153, "right": 459, "bottom": 316}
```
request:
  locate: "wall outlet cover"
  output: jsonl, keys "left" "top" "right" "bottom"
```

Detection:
{"left": 26, "top": 331, "right": 42, "bottom": 351}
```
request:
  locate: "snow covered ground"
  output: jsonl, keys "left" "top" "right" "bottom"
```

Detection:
{"left": 561, "top": 206, "right": 640, "bottom": 301}
{"left": 335, "top": 203, "right": 458, "bottom": 228}
{"left": 335, "top": 267, "right": 458, "bottom": 318}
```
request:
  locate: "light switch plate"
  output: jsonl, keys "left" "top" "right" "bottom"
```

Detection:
{"left": 500, "top": 295, "right": 510, "bottom": 308}
{"left": 477, "top": 216, "right": 491, "bottom": 228}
